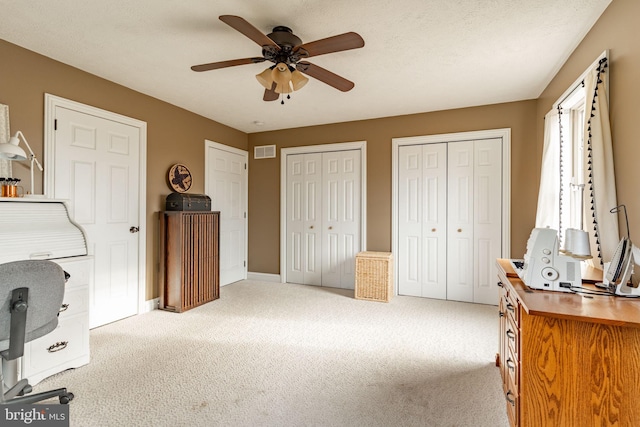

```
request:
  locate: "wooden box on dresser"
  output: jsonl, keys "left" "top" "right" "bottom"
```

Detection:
{"left": 496, "top": 259, "right": 640, "bottom": 426}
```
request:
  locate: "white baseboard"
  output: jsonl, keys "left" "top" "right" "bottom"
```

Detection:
{"left": 141, "top": 297, "right": 159, "bottom": 313}
{"left": 247, "top": 272, "right": 281, "bottom": 282}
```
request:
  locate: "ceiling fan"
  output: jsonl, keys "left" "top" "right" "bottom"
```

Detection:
{"left": 191, "top": 15, "right": 365, "bottom": 102}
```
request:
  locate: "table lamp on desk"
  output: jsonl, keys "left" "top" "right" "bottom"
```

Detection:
{"left": 0, "top": 131, "right": 43, "bottom": 196}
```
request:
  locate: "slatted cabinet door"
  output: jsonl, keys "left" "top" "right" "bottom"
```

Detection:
{"left": 159, "top": 211, "right": 220, "bottom": 312}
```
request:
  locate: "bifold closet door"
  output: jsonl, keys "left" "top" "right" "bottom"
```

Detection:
{"left": 397, "top": 139, "right": 502, "bottom": 303}
{"left": 397, "top": 144, "right": 447, "bottom": 298}
{"left": 285, "top": 150, "right": 361, "bottom": 289}
{"left": 322, "top": 150, "right": 361, "bottom": 289}
{"left": 286, "top": 153, "right": 323, "bottom": 286}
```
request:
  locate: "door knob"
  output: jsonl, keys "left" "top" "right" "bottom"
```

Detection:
{"left": 457, "top": 228, "right": 462, "bottom": 232}
{"left": 130, "top": 226, "right": 140, "bottom": 233}
{"left": 328, "top": 226, "right": 333, "bottom": 230}
{"left": 432, "top": 228, "right": 436, "bottom": 232}
{"left": 309, "top": 226, "right": 314, "bottom": 229}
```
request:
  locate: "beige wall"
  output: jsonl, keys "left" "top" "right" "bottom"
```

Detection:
{"left": 0, "top": 39, "right": 247, "bottom": 299}
{"left": 248, "top": 100, "right": 539, "bottom": 274}
{"left": 2, "top": 0, "right": 635, "bottom": 295}
{"left": 537, "top": 0, "right": 640, "bottom": 251}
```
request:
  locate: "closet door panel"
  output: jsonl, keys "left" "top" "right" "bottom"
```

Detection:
{"left": 322, "top": 150, "right": 361, "bottom": 289}
{"left": 447, "top": 141, "right": 474, "bottom": 302}
{"left": 286, "top": 155, "right": 305, "bottom": 284}
{"left": 398, "top": 144, "right": 447, "bottom": 298}
{"left": 473, "top": 138, "right": 503, "bottom": 304}
{"left": 286, "top": 153, "right": 322, "bottom": 285}
{"left": 398, "top": 146, "right": 424, "bottom": 296}
{"left": 421, "top": 144, "right": 447, "bottom": 299}
{"left": 303, "top": 154, "right": 323, "bottom": 286}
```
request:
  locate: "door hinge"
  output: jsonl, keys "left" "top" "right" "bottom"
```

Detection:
{"left": 54, "top": 119, "right": 57, "bottom": 131}
{"left": 244, "top": 212, "right": 247, "bottom": 219}
{"left": 244, "top": 261, "right": 246, "bottom": 267}
{"left": 244, "top": 163, "right": 247, "bottom": 170}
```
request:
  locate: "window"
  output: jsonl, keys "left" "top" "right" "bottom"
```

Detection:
{"left": 558, "top": 86, "right": 586, "bottom": 244}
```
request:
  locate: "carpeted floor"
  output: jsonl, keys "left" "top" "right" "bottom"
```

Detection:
{"left": 35, "top": 280, "right": 509, "bottom": 426}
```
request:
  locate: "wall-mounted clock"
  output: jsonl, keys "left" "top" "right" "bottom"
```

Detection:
{"left": 167, "top": 164, "right": 192, "bottom": 193}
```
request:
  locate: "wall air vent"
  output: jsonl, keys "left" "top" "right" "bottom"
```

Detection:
{"left": 254, "top": 145, "right": 276, "bottom": 159}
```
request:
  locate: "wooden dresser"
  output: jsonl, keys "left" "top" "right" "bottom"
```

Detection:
{"left": 159, "top": 211, "right": 220, "bottom": 312}
{"left": 496, "top": 259, "right": 640, "bottom": 426}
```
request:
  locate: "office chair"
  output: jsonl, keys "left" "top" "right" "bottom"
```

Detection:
{"left": 0, "top": 260, "right": 74, "bottom": 405}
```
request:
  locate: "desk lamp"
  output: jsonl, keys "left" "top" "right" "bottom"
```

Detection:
{"left": 0, "top": 131, "right": 43, "bottom": 195}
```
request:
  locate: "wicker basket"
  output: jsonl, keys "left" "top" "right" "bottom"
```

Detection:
{"left": 355, "top": 251, "right": 393, "bottom": 302}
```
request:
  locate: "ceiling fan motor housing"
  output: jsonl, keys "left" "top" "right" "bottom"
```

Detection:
{"left": 263, "top": 26, "right": 307, "bottom": 65}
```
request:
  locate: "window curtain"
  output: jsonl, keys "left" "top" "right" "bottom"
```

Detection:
{"left": 583, "top": 58, "right": 618, "bottom": 268}
{"left": 535, "top": 109, "right": 561, "bottom": 229}
{"left": 0, "top": 103, "right": 10, "bottom": 177}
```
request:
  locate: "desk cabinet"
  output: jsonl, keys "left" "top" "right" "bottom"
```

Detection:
{"left": 19, "top": 257, "right": 91, "bottom": 386}
{"left": 159, "top": 211, "right": 220, "bottom": 312}
{"left": 496, "top": 259, "right": 640, "bottom": 426}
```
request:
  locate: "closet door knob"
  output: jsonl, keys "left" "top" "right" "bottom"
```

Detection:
{"left": 457, "top": 228, "right": 462, "bottom": 233}
{"left": 432, "top": 228, "right": 436, "bottom": 232}
{"left": 309, "top": 226, "right": 314, "bottom": 229}
{"left": 328, "top": 226, "right": 333, "bottom": 230}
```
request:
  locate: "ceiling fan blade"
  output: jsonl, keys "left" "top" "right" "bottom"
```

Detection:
{"left": 263, "top": 82, "right": 279, "bottom": 101}
{"left": 295, "top": 32, "right": 364, "bottom": 58}
{"left": 296, "top": 61, "right": 355, "bottom": 92}
{"left": 191, "top": 57, "right": 265, "bottom": 72}
{"left": 219, "top": 15, "right": 281, "bottom": 50}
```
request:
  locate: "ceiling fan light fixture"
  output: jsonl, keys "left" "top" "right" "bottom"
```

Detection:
{"left": 255, "top": 67, "right": 274, "bottom": 89}
{"left": 271, "top": 62, "right": 292, "bottom": 87}
{"left": 291, "top": 70, "right": 309, "bottom": 91}
{"left": 274, "top": 82, "right": 293, "bottom": 94}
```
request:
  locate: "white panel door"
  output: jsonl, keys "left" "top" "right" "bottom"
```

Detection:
{"left": 447, "top": 140, "right": 475, "bottom": 302}
{"left": 473, "top": 138, "right": 503, "bottom": 304}
{"left": 397, "top": 138, "right": 502, "bottom": 304}
{"left": 286, "top": 153, "right": 322, "bottom": 286}
{"left": 206, "top": 144, "right": 247, "bottom": 286}
{"left": 398, "top": 144, "right": 447, "bottom": 298}
{"left": 54, "top": 106, "right": 140, "bottom": 328}
{"left": 322, "top": 150, "right": 361, "bottom": 289}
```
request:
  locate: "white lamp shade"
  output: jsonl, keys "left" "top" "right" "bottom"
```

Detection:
{"left": 291, "top": 70, "right": 309, "bottom": 91}
{"left": 255, "top": 68, "right": 274, "bottom": 90}
{"left": 0, "top": 137, "right": 28, "bottom": 160}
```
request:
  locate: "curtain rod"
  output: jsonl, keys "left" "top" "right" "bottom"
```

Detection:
{"left": 552, "top": 50, "right": 608, "bottom": 110}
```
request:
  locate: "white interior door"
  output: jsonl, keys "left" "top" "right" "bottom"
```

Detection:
{"left": 286, "top": 153, "right": 322, "bottom": 286}
{"left": 396, "top": 137, "right": 503, "bottom": 304}
{"left": 285, "top": 148, "right": 362, "bottom": 289}
{"left": 53, "top": 106, "right": 140, "bottom": 328}
{"left": 446, "top": 141, "right": 475, "bottom": 302}
{"left": 472, "top": 138, "right": 503, "bottom": 304}
{"left": 322, "top": 150, "right": 361, "bottom": 289}
{"left": 205, "top": 142, "right": 247, "bottom": 286}
{"left": 398, "top": 144, "right": 447, "bottom": 298}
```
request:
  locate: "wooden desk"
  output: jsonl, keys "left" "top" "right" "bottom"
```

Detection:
{"left": 496, "top": 259, "right": 640, "bottom": 426}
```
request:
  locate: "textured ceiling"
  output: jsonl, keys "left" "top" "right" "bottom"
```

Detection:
{"left": 0, "top": 0, "right": 611, "bottom": 133}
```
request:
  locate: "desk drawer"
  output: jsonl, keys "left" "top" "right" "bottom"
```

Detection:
{"left": 59, "top": 286, "right": 88, "bottom": 320}
{"left": 506, "top": 313, "right": 519, "bottom": 361}
{"left": 22, "top": 315, "right": 89, "bottom": 381}
{"left": 54, "top": 258, "right": 90, "bottom": 290}
{"left": 505, "top": 288, "right": 519, "bottom": 325}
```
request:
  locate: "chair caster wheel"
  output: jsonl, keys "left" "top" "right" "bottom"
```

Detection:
{"left": 59, "top": 393, "right": 74, "bottom": 404}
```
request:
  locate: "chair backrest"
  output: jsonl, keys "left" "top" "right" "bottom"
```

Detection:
{"left": 0, "top": 260, "right": 66, "bottom": 358}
